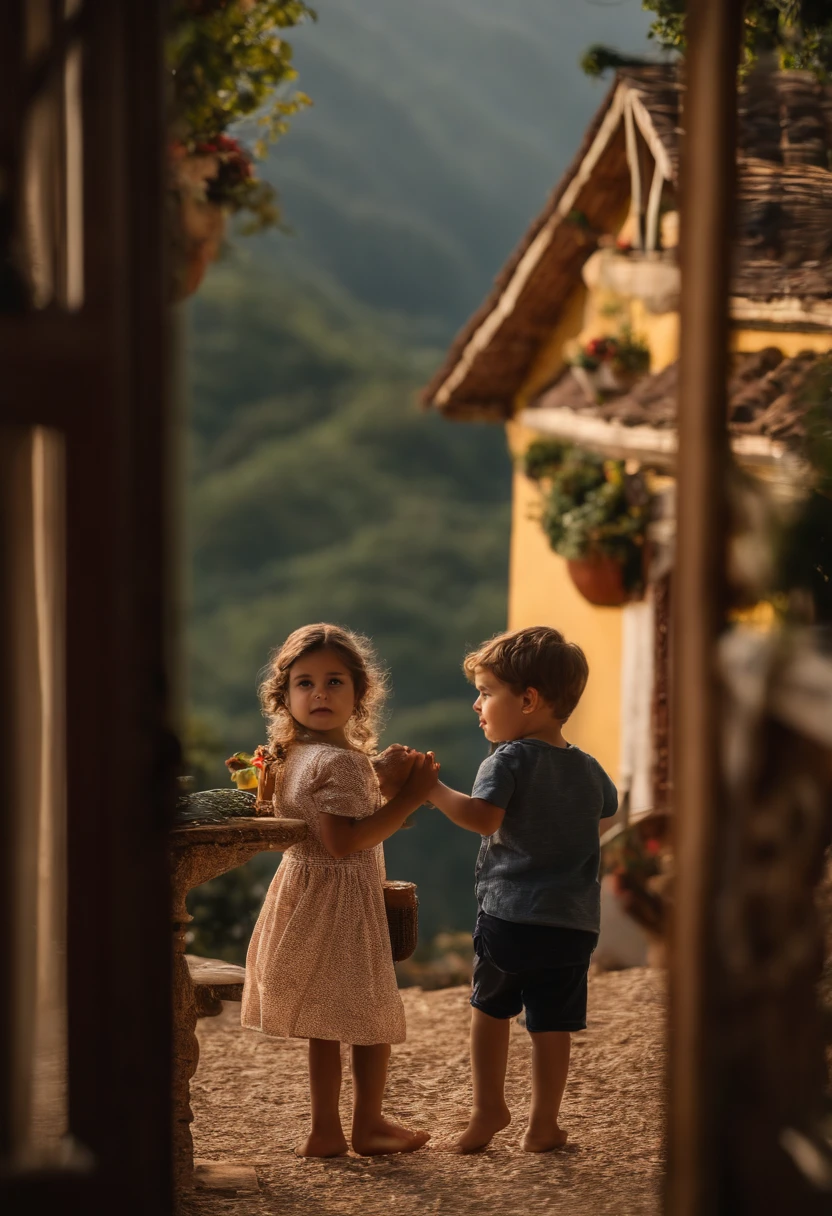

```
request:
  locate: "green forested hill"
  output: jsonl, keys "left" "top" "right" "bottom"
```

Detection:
{"left": 185, "top": 258, "right": 510, "bottom": 939}
{"left": 185, "top": 1, "right": 652, "bottom": 952}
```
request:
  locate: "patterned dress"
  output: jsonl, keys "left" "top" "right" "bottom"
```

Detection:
{"left": 241, "top": 741, "right": 406, "bottom": 1045}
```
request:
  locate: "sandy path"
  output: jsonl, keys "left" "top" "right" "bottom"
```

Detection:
{"left": 180, "top": 968, "right": 665, "bottom": 1216}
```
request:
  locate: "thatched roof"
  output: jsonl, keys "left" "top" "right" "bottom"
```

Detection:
{"left": 424, "top": 65, "right": 832, "bottom": 421}
{"left": 518, "top": 347, "right": 825, "bottom": 468}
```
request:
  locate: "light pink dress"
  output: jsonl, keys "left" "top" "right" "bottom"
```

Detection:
{"left": 241, "top": 741, "right": 406, "bottom": 1045}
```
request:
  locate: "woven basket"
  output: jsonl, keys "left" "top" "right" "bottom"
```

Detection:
{"left": 383, "top": 880, "right": 418, "bottom": 962}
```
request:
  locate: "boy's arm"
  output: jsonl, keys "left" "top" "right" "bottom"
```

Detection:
{"left": 429, "top": 781, "right": 505, "bottom": 836}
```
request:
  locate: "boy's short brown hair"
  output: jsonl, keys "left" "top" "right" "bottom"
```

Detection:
{"left": 463, "top": 626, "right": 589, "bottom": 721}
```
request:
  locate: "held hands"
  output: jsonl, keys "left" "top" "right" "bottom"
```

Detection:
{"left": 372, "top": 744, "right": 418, "bottom": 799}
{"left": 372, "top": 743, "right": 440, "bottom": 806}
{"left": 401, "top": 750, "right": 440, "bottom": 804}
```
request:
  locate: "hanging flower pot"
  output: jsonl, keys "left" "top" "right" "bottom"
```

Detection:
{"left": 566, "top": 551, "right": 630, "bottom": 607}
{"left": 524, "top": 440, "right": 652, "bottom": 606}
{"left": 174, "top": 195, "right": 227, "bottom": 302}
{"left": 570, "top": 330, "right": 650, "bottom": 403}
{"left": 177, "top": 245, "right": 210, "bottom": 300}
{"left": 171, "top": 205, "right": 226, "bottom": 301}
{"left": 169, "top": 148, "right": 229, "bottom": 302}
{"left": 598, "top": 361, "right": 642, "bottom": 395}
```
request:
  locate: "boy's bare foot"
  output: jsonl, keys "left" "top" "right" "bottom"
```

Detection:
{"left": 448, "top": 1105, "right": 511, "bottom": 1154}
{"left": 522, "top": 1124, "right": 568, "bottom": 1153}
{"left": 352, "top": 1116, "right": 430, "bottom": 1156}
{"left": 294, "top": 1130, "right": 349, "bottom": 1158}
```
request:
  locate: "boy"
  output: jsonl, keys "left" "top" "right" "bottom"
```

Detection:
{"left": 428, "top": 626, "right": 617, "bottom": 1154}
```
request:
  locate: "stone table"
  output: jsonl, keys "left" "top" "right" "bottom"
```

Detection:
{"left": 169, "top": 817, "right": 308, "bottom": 1192}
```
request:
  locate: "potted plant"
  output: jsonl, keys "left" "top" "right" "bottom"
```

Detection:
{"left": 170, "top": 141, "right": 228, "bottom": 300}
{"left": 523, "top": 440, "right": 651, "bottom": 606}
{"left": 570, "top": 327, "right": 650, "bottom": 402}
{"left": 170, "top": 134, "right": 280, "bottom": 299}
{"left": 225, "top": 745, "right": 277, "bottom": 816}
{"left": 601, "top": 810, "right": 672, "bottom": 952}
{"left": 167, "top": 0, "right": 314, "bottom": 299}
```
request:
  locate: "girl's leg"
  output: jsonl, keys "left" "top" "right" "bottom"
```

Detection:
{"left": 452, "top": 1008, "right": 512, "bottom": 1153}
{"left": 523, "top": 1030, "right": 571, "bottom": 1152}
{"left": 350, "top": 1043, "right": 430, "bottom": 1156}
{"left": 296, "top": 1038, "right": 348, "bottom": 1157}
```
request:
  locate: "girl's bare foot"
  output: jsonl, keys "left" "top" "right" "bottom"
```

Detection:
{"left": 352, "top": 1116, "right": 431, "bottom": 1156}
{"left": 449, "top": 1104, "right": 511, "bottom": 1154}
{"left": 522, "top": 1124, "right": 568, "bottom": 1153}
{"left": 295, "top": 1130, "right": 349, "bottom": 1158}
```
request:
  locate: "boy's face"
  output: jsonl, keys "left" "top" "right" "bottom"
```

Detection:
{"left": 472, "top": 667, "right": 530, "bottom": 744}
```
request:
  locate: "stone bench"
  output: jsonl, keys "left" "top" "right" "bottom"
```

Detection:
{"left": 170, "top": 815, "right": 308, "bottom": 1190}
{"left": 186, "top": 954, "right": 246, "bottom": 1019}
{"left": 185, "top": 954, "right": 261, "bottom": 1195}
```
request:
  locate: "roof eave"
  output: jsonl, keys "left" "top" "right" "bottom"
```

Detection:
{"left": 517, "top": 405, "right": 797, "bottom": 472}
{"left": 421, "top": 75, "right": 634, "bottom": 416}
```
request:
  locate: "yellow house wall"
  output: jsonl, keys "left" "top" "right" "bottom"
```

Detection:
{"left": 505, "top": 270, "right": 830, "bottom": 787}
{"left": 507, "top": 284, "right": 624, "bottom": 781}
{"left": 507, "top": 422, "right": 624, "bottom": 781}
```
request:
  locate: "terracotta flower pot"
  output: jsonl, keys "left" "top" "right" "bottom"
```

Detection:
{"left": 566, "top": 552, "right": 629, "bottom": 607}
{"left": 175, "top": 245, "right": 210, "bottom": 300}
{"left": 170, "top": 166, "right": 227, "bottom": 302}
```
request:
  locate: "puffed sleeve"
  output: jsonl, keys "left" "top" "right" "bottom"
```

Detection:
{"left": 310, "top": 747, "right": 374, "bottom": 819}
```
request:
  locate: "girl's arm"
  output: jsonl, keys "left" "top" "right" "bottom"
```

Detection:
{"left": 372, "top": 743, "right": 417, "bottom": 799}
{"left": 429, "top": 782, "right": 505, "bottom": 836}
{"left": 319, "top": 752, "right": 440, "bottom": 859}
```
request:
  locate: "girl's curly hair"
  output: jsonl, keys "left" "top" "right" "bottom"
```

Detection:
{"left": 259, "top": 623, "right": 388, "bottom": 760}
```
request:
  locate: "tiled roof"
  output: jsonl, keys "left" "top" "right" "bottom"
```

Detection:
{"left": 424, "top": 66, "right": 832, "bottom": 421}
{"left": 530, "top": 347, "right": 825, "bottom": 445}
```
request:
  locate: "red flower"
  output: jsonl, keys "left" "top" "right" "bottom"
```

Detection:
{"left": 584, "top": 336, "right": 620, "bottom": 362}
{"left": 188, "top": 134, "right": 255, "bottom": 201}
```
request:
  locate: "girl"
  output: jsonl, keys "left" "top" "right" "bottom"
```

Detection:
{"left": 241, "top": 623, "right": 439, "bottom": 1158}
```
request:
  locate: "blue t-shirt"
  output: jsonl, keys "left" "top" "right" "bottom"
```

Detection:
{"left": 472, "top": 738, "right": 618, "bottom": 934}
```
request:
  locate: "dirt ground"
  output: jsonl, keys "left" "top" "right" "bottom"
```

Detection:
{"left": 180, "top": 967, "right": 665, "bottom": 1216}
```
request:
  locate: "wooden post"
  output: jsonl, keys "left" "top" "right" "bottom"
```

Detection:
{"left": 651, "top": 573, "right": 672, "bottom": 811}
{"left": 666, "top": 2, "right": 744, "bottom": 1214}
{"left": 0, "top": 3, "right": 175, "bottom": 1213}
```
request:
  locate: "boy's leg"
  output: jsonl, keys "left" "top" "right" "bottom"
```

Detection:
{"left": 452, "top": 1008, "right": 512, "bottom": 1153}
{"left": 350, "top": 1043, "right": 430, "bottom": 1155}
{"left": 297, "top": 1038, "right": 348, "bottom": 1157}
{"left": 524, "top": 1030, "right": 571, "bottom": 1152}
{"left": 522, "top": 960, "right": 588, "bottom": 1151}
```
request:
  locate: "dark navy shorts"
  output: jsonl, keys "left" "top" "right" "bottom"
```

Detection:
{"left": 471, "top": 911, "right": 596, "bottom": 1034}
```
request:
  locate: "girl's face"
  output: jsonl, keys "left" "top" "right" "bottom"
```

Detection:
{"left": 287, "top": 647, "right": 357, "bottom": 742}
